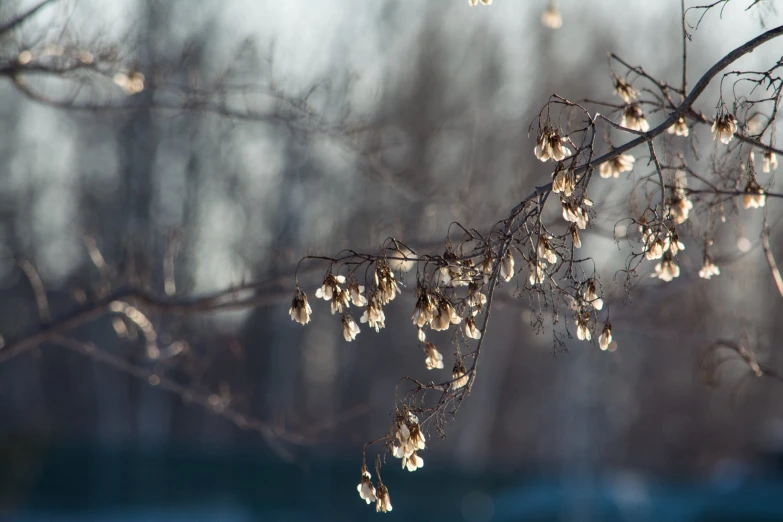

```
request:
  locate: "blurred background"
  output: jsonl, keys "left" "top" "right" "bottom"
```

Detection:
{"left": 1, "top": 0, "right": 783, "bottom": 520}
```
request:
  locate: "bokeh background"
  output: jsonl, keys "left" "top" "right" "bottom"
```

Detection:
{"left": 1, "top": 0, "right": 783, "bottom": 520}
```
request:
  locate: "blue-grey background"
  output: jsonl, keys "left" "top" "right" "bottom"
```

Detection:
{"left": 1, "top": 0, "right": 782, "bottom": 520}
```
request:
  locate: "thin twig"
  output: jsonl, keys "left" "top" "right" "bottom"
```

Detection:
{"left": 0, "top": 0, "right": 59, "bottom": 36}
{"left": 0, "top": 285, "right": 287, "bottom": 365}
{"left": 647, "top": 140, "right": 667, "bottom": 213}
{"left": 18, "top": 260, "right": 50, "bottom": 324}
{"left": 761, "top": 217, "right": 783, "bottom": 298}
{"left": 51, "top": 335, "right": 303, "bottom": 459}
{"left": 682, "top": 0, "right": 689, "bottom": 95}
{"left": 515, "top": 24, "right": 783, "bottom": 218}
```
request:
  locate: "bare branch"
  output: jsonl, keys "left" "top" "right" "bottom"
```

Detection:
{"left": 18, "top": 259, "right": 51, "bottom": 324}
{"left": 761, "top": 217, "right": 783, "bottom": 298}
{"left": 0, "top": 0, "right": 59, "bottom": 37}
{"left": 51, "top": 335, "right": 303, "bottom": 459}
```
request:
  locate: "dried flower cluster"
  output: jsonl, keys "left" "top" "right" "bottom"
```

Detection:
{"left": 652, "top": 251, "right": 681, "bottom": 282}
{"left": 541, "top": 1, "right": 563, "bottom": 29}
{"left": 560, "top": 195, "right": 591, "bottom": 230}
{"left": 315, "top": 273, "right": 349, "bottom": 314}
{"left": 552, "top": 166, "right": 576, "bottom": 196}
{"left": 424, "top": 342, "right": 444, "bottom": 370}
{"left": 699, "top": 256, "right": 721, "bottom": 280}
{"left": 286, "top": 3, "right": 783, "bottom": 512}
{"left": 500, "top": 249, "right": 515, "bottom": 281}
{"left": 288, "top": 288, "right": 312, "bottom": 325}
{"left": 354, "top": 411, "right": 431, "bottom": 512}
{"left": 620, "top": 104, "right": 650, "bottom": 132}
{"left": 357, "top": 469, "right": 377, "bottom": 505}
{"left": 376, "top": 484, "right": 392, "bottom": 513}
{"left": 762, "top": 151, "right": 778, "bottom": 173}
{"left": 113, "top": 70, "right": 145, "bottom": 95}
{"left": 293, "top": 262, "right": 404, "bottom": 343}
{"left": 712, "top": 112, "right": 737, "bottom": 145}
{"left": 614, "top": 77, "right": 639, "bottom": 104}
{"left": 666, "top": 170, "right": 693, "bottom": 225}
{"left": 583, "top": 280, "right": 604, "bottom": 311}
{"left": 743, "top": 178, "right": 766, "bottom": 209}
{"left": 534, "top": 128, "right": 571, "bottom": 162}
{"left": 598, "top": 323, "right": 612, "bottom": 350}
{"left": 575, "top": 310, "right": 591, "bottom": 341}
{"left": 390, "top": 412, "right": 427, "bottom": 469}
{"left": 451, "top": 360, "right": 470, "bottom": 389}
{"left": 361, "top": 294, "right": 386, "bottom": 332}
{"left": 599, "top": 153, "right": 635, "bottom": 179}
{"left": 667, "top": 116, "right": 689, "bottom": 137}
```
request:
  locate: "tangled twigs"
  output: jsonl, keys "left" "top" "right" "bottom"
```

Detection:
{"left": 0, "top": 0, "right": 57, "bottom": 36}
{"left": 0, "top": 283, "right": 293, "bottom": 365}
{"left": 700, "top": 339, "right": 783, "bottom": 386}
{"left": 51, "top": 335, "right": 304, "bottom": 460}
{"left": 761, "top": 214, "right": 783, "bottom": 299}
{"left": 0, "top": 273, "right": 374, "bottom": 457}
{"left": 288, "top": 14, "right": 783, "bottom": 514}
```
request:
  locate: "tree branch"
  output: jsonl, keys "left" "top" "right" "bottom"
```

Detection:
{"left": 761, "top": 216, "right": 783, "bottom": 299}
{"left": 0, "top": 0, "right": 59, "bottom": 37}
{"left": 513, "top": 24, "right": 783, "bottom": 218}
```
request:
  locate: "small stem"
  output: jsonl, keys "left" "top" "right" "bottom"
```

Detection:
{"left": 761, "top": 217, "right": 783, "bottom": 299}
{"left": 682, "top": 0, "right": 688, "bottom": 95}
{"left": 647, "top": 140, "right": 667, "bottom": 215}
